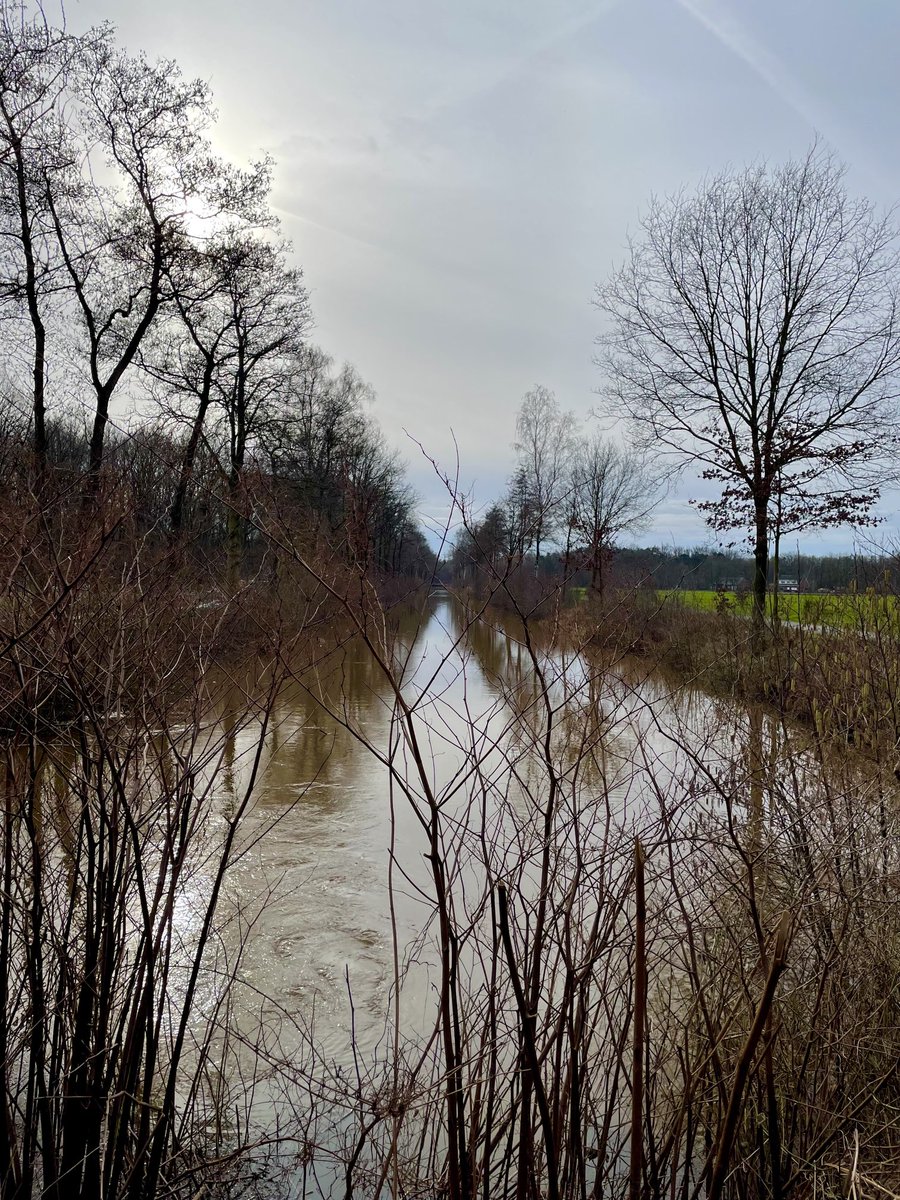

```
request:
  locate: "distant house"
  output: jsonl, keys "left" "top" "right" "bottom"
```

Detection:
{"left": 777, "top": 577, "right": 799, "bottom": 592}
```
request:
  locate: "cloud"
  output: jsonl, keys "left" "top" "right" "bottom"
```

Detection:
{"left": 670, "top": 0, "right": 899, "bottom": 204}
{"left": 276, "top": 131, "right": 382, "bottom": 165}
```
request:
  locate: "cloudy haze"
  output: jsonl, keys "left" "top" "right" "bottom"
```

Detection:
{"left": 70, "top": 0, "right": 900, "bottom": 552}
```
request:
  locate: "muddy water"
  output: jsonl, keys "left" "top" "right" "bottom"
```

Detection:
{"left": 203, "top": 590, "right": 770, "bottom": 1072}
{"left": 210, "top": 591, "right": 508, "bottom": 1062}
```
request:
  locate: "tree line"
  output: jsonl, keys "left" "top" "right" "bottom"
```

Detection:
{"left": 0, "top": 4, "right": 433, "bottom": 584}
{"left": 611, "top": 545, "right": 900, "bottom": 593}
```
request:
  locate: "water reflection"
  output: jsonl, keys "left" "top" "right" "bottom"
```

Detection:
{"left": 205, "top": 593, "right": 799, "bottom": 1070}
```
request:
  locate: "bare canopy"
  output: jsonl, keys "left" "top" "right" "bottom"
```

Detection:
{"left": 512, "top": 384, "right": 577, "bottom": 567}
{"left": 595, "top": 147, "right": 900, "bottom": 625}
{"left": 568, "top": 434, "right": 659, "bottom": 596}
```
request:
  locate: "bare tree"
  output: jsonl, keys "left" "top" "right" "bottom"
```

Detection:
{"left": 207, "top": 235, "right": 309, "bottom": 590}
{"left": 513, "top": 385, "right": 577, "bottom": 567}
{"left": 138, "top": 239, "right": 236, "bottom": 537}
{"left": 568, "top": 433, "right": 659, "bottom": 596}
{"left": 265, "top": 347, "right": 374, "bottom": 538}
{"left": 0, "top": 3, "right": 83, "bottom": 467}
{"left": 46, "top": 42, "right": 271, "bottom": 481}
{"left": 142, "top": 227, "right": 301, "bottom": 541}
{"left": 595, "top": 147, "right": 900, "bottom": 629}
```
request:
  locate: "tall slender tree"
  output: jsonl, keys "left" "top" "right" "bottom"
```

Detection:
{"left": 208, "top": 235, "right": 309, "bottom": 590}
{"left": 0, "top": 4, "right": 84, "bottom": 467}
{"left": 513, "top": 385, "right": 577, "bottom": 567}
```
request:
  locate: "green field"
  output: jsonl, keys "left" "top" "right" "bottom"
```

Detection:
{"left": 660, "top": 588, "right": 900, "bottom": 629}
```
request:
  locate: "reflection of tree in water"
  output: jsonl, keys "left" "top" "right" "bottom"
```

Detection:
{"left": 213, "top": 599, "right": 436, "bottom": 811}
{"left": 450, "top": 604, "right": 526, "bottom": 686}
{"left": 745, "top": 705, "right": 771, "bottom": 849}
{"left": 444, "top": 598, "right": 630, "bottom": 795}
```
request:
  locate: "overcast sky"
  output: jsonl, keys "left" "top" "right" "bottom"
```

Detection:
{"left": 70, "top": 0, "right": 900, "bottom": 554}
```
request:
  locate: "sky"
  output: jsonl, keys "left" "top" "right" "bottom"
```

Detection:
{"left": 67, "top": 0, "right": 900, "bottom": 554}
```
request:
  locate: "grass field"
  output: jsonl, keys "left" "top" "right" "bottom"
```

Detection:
{"left": 660, "top": 588, "right": 900, "bottom": 629}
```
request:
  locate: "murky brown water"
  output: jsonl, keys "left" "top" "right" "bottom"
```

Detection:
{"left": 128, "top": 587, "right": 889, "bottom": 1200}
{"left": 196, "top": 590, "right": 779, "bottom": 1072}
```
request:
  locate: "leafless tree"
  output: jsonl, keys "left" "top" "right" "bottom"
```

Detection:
{"left": 264, "top": 347, "right": 374, "bottom": 539}
{"left": 513, "top": 385, "right": 577, "bottom": 567}
{"left": 204, "top": 235, "right": 309, "bottom": 590}
{"left": 141, "top": 226, "right": 310, "bottom": 546}
{"left": 0, "top": 2, "right": 82, "bottom": 467}
{"left": 45, "top": 40, "right": 271, "bottom": 481}
{"left": 568, "top": 432, "right": 659, "bottom": 596}
{"left": 595, "top": 146, "right": 900, "bottom": 629}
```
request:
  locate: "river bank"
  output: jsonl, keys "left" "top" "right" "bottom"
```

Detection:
{"left": 563, "top": 586, "right": 900, "bottom": 762}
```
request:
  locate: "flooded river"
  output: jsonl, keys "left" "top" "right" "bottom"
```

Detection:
{"left": 14, "top": 587, "right": 897, "bottom": 1198}
{"left": 208, "top": 589, "right": 770, "bottom": 1069}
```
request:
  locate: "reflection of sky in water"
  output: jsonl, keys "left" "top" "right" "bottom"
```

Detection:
{"left": 168, "top": 592, "right": 786, "bottom": 1077}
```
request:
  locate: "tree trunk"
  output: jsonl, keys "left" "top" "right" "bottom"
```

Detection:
{"left": 590, "top": 543, "right": 605, "bottom": 600}
{"left": 31, "top": 319, "right": 46, "bottom": 469}
{"left": 170, "top": 385, "right": 213, "bottom": 537}
{"left": 752, "top": 495, "right": 769, "bottom": 636}
{"left": 22, "top": 218, "right": 47, "bottom": 470}
{"left": 771, "top": 487, "right": 783, "bottom": 628}
{"left": 87, "top": 390, "right": 110, "bottom": 481}
{"left": 9, "top": 130, "right": 48, "bottom": 470}
{"left": 225, "top": 488, "right": 242, "bottom": 595}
